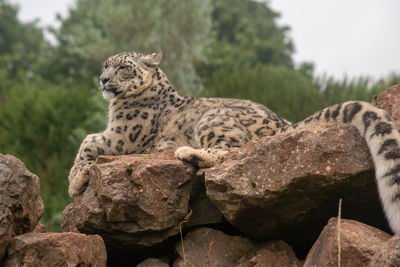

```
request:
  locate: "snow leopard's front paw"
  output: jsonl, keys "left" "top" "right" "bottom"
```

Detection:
{"left": 174, "top": 146, "right": 218, "bottom": 168}
{"left": 68, "top": 165, "right": 91, "bottom": 197}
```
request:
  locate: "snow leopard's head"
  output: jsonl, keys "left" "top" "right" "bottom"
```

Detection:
{"left": 100, "top": 51, "right": 162, "bottom": 100}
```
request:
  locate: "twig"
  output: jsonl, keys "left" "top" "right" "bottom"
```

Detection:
{"left": 206, "top": 241, "right": 215, "bottom": 267}
{"left": 337, "top": 198, "right": 342, "bottom": 267}
{"left": 179, "top": 210, "right": 192, "bottom": 267}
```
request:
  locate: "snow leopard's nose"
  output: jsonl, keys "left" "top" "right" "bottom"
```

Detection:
{"left": 100, "top": 78, "right": 110, "bottom": 85}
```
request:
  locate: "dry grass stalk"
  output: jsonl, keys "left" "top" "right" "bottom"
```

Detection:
{"left": 179, "top": 210, "right": 193, "bottom": 267}
{"left": 337, "top": 198, "right": 342, "bottom": 267}
{"left": 206, "top": 241, "right": 215, "bottom": 267}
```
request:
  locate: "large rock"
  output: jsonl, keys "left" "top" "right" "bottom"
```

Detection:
{"left": 137, "top": 258, "right": 169, "bottom": 267}
{"left": 174, "top": 227, "right": 302, "bottom": 267}
{"left": 369, "top": 232, "right": 400, "bottom": 266}
{"left": 63, "top": 151, "right": 193, "bottom": 246}
{"left": 3, "top": 232, "right": 106, "bottom": 267}
{"left": 373, "top": 83, "right": 400, "bottom": 129}
{"left": 237, "top": 240, "right": 303, "bottom": 267}
{"left": 205, "top": 123, "right": 389, "bottom": 255}
{"left": 62, "top": 150, "right": 223, "bottom": 264}
{"left": 32, "top": 222, "right": 47, "bottom": 233}
{"left": 0, "top": 153, "right": 44, "bottom": 262}
{"left": 174, "top": 227, "right": 253, "bottom": 267}
{"left": 303, "top": 218, "right": 390, "bottom": 266}
{"left": 96, "top": 155, "right": 194, "bottom": 230}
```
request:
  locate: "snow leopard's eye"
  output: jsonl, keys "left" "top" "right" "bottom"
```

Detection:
{"left": 118, "top": 66, "right": 133, "bottom": 78}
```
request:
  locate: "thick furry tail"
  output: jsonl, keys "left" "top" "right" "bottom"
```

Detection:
{"left": 280, "top": 101, "right": 400, "bottom": 233}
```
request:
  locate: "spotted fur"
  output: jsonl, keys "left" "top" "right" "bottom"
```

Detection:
{"left": 69, "top": 51, "right": 400, "bottom": 233}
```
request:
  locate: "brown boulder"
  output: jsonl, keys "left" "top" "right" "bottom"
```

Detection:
{"left": 62, "top": 150, "right": 223, "bottom": 263}
{"left": 205, "top": 123, "right": 388, "bottom": 255}
{"left": 237, "top": 240, "right": 303, "bottom": 267}
{"left": 304, "top": 218, "right": 390, "bottom": 267}
{"left": 174, "top": 227, "right": 254, "bottom": 267}
{"left": 174, "top": 227, "right": 302, "bottom": 267}
{"left": 369, "top": 232, "right": 400, "bottom": 266}
{"left": 63, "top": 151, "right": 193, "bottom": 246}
{"left": 373, "top": 83, "right": 400, "bottom": 129}
{"left": 3, "top": 232, "right": 106, "bottom": 267}
{"left": 0, "top": 153, "right": 44, "bottom": 262}
{"left": 32, "top": 222, "right": 47, "bottom": 233}
{"left": 137, "top": 258, "right": 169, "bottom": 267}
{"left": 96, "top": 155, "right": 194, "bottom": 230}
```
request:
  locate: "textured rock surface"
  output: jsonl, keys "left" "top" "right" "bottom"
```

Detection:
{"left": 32, "top": 222, "right": 47, "bottom": 233}
{"left": 373, "top": 83, "right": 400, "bottom": 128}
{"left": 174, "top": 227, "right": 302, "bottom": 267}
{"left": 206, "top": 123, "right": 388, "bottom": 254}
{"left": 62, "top": 150, "right": 223, "bottom": 264}
{"left": 370, "top": 232, "right": 400, "bottom": 266}
{"left": 303, "top": 218, "right": 390, "bottom": 267}
{"left": 137, "top": 258, "right": 169, "bottom": 267}
{"left": 62, "top": 151, "right": 193, "bottom": 246}
{"left": 237, "top": 240, "right": 303, "bottom": 267}
{"left": 0, "top": 153, "right": 44, "bottom": 262}
{"left": 174, "top": 227, "right": 254, "bottom": 267}
{"left": 96, "top": 154, "right": 194, "bottom": 230}
{"left": 3, "top": 232, "right": 106, "bottom": 267}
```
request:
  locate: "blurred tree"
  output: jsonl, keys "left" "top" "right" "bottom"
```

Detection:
{"left": 42, "top": 0, "right": 213, "bottom": 94}
{"left": 199, "top": 0, "right": 294, "bottom": 77}
{"left": 0, "top": 0, "right": 48, "bottom": 80}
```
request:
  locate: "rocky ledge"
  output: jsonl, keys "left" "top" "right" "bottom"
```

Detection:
{"left": 1, "top": 84, "right": 400, "bottom": 266}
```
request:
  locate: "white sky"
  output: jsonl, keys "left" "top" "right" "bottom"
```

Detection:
{"left": 10, "top": 0, "right": 400, "bottom": 80}
{"left": 10, "top": 0, "right": 73, "bottom": 27}
{"left": 269, "top": 0, "right": 400, "bottom": 79}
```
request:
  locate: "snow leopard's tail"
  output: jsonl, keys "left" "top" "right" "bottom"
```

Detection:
{"left": 280, "top": 101, "right": 400, "bottom": 233}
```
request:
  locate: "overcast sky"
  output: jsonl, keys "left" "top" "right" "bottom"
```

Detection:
{"left": 10, "top": 0, "right": 400, "bottom": 80}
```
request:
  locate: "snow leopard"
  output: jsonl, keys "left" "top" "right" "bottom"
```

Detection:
{"left": 69, "top": 51, "right": 400, "bottom": 233}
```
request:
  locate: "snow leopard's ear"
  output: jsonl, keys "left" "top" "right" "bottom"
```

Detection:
{"left": 141, "top": 51, "right": 162, "bottom": 68}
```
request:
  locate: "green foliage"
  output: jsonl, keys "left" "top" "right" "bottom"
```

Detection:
{"left": 0, "top": 0, "right": 48, "bottom": 79}
{"left": 199, "top": 0, "right": 294, "bottom": 78}
{"left": 43, "top": 0, "right": 213, "bottom": 94}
